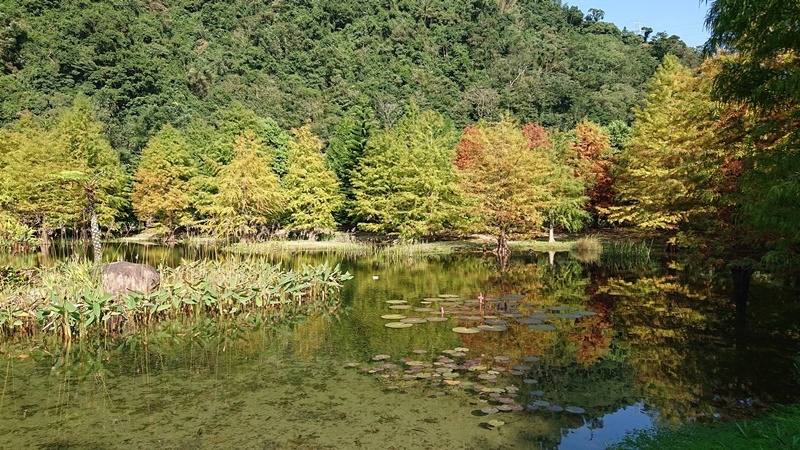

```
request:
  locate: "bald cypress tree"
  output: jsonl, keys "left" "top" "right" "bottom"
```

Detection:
{"left": 283, "top": 124, "right": 343, "bottom": 236}
{"left": 132, "top": 125, "right": 195, "bottom": 234}
{"left": 608, "top": 56, "right": 727, "bottom": 230}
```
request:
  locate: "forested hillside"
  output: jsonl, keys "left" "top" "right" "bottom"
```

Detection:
{"left": 0, "top": 0, "right": 697, "bottom": 161}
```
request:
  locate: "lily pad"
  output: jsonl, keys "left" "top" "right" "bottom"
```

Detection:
{"left": 372, "top": 354, "right": 391, "bottom": 361}
{"left": 385, "top": 300, "right": 407, "bottom": 304}
{"left": 413, "top": 307, "right": 435, "bottom": 312}
{"left": 516, "top": 318, "right": 543, "bottom": 325}
{"left": 381, "top": 314, "right": 407, "bottom": 320}
{"left": 452, "top": 327, "right": 481, "bottom": 334}
{"left": 522, "top": 379, "right": 538, "bottom": 384}
{"left": 513, "top": 365, "right": 531, "bottom": 371}
{"left": 530, "top": 390, "right": 544, "bottom": 396}
{"left": 487, "top": 419, "right": 505, "bottom": 427}
{"left": 546, "top": 306, "right": 570, "bottom": 311}
{"left": 454, "top": 347, "right": 469, "bottom": 352}
{"left": 554, "top": 313, "right": 583, "bottom": 319}
{"left": 385, "top": 322, "right": 413, "bottom": 328}
{"left": 426, "top": 316, "right": 449, "bottom": 322}
{"left": 565, "top": 406, "right": 586, "bottom": 414}
{"left": 389, "top": 305, "right": 413, "bottom": 310}
{"left": 438, "top": 294, "right": 461, "bottom": 298}
{"left": 528, "top": 324, "right": 557, "bottom": 331}
{"left": 522, "top": 356, "right": 541, "bottom": 363}
{"left": 400, "top": 317, "right": 428, "bottom": 324}
{"left": 477, "top": 325, "right": 507, "bottom": 332}
{"left": 484, "top": 319, "right": 508, "bottom": 325}
{"left": 478, "top": 373, "right": 497, "bottom": 380}
{"left": 480, "top": 406, "right": 499, "bottom": 414}
{"left": 547, "top": 405, "right": 564, "bottom": 412}
{"left": 532, "top": 400, "right": 550, "bottom": 407}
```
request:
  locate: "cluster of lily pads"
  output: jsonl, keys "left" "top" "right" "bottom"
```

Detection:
{"left": 380, "top": 293, "right": 597, "bottom": 334}
{"left": 347, "top": 346, "right": 586, "bottom": 426}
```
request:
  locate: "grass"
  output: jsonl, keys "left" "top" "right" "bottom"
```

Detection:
{"left": 601, "top": 239, "right": 652, "bottom": 270}
{"left": 231, "top": 235, "right": 581, "bottom": 256}
{"left": 572, "top": 236, "right": 603, "bottom": 263}
{"left": 612, "top": 405, "right": 800, "bottom": 450}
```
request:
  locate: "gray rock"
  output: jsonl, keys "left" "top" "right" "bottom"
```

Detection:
{"left": 102, "top": 261, "right": 160, "bottom": 296}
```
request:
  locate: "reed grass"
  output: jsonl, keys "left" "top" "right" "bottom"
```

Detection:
{"left": 601, "top": 240, "right": 652, "bottom": 270}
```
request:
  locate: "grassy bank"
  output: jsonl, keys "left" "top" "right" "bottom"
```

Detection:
{"left": 229, "top": 234, "right": 586, "bottom": 256}
{"left": 612, "top": 405, "right": 800, "bottom": 450}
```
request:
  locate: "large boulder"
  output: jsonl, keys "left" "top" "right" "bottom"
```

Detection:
{"left": 102, "top": 261, "right": 160, "bottom": 296}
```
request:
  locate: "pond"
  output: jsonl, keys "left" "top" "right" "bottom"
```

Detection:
{"left": 1, "top": 247, "right": 798, "bottom": 449}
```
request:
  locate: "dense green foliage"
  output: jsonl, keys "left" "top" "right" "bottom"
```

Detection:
{"left": 0, "top": 0, "right": 696, "bottom": 160}
{"left": 350, "top": 107, "right": 464, "bottom": 240}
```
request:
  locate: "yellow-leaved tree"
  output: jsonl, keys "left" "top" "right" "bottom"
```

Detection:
{"left": 132, "top": 124, "right": 196, "bottom": 234}
{"left": 283, "top": 124, "right": 343, "bottom": 237}
{"left": 203, "top": 131, "right": 285, "bottom": 240}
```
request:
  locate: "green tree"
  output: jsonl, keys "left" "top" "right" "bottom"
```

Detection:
{"left": 522, "top": 124, "right": 588, "bottom": 240}
{"left": 283, "top": 124, "right": 343, "bottom": 235}
{"left": 455, "top": 116, "right": 562, "bottom": 256}
{"left": 203, "top": 131, "right": 285, "bottom": 240}
{"left": 705, "top": 1, "right": 800, "bottom": 256}
{"left": 0, "top": 113, "right": 79, "bottom": 247}
{"left": 704, "top": 0, "right": 800, "bottom": 109}
{"left": 132, "top": 125, "right": 195, "bottom": 233}
{"left": 325, "top": 104, "right": 377, "bottom": 224}
{"left": 51, "top": 97, "right": 126, "bottom": 265}
{"left": 350, "top": 107, "right": 464, "bottom": 240}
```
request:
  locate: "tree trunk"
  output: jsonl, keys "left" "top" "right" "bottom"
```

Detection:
{"left": 549, "top": 225, "right": 555, "bottom": 243}
{"left": 87, "top": 186, "right": 102, "bottom": 268}
{"left": 495, "top": 233, "right": 510, "bottom": 257}
{"left": 39, "top": 219, "right": 51, "bottom": 255}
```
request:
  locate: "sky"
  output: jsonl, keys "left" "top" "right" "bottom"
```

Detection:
{"left": 568, "top": 0, "right": 712, "bottom": 48}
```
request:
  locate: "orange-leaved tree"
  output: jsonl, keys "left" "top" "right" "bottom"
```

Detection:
{"left": 455, "top": 116, "right": 566, "bottom": 257}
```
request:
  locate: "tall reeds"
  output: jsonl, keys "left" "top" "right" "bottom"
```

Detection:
{"left": 600, "top": 240, "right": 652, "bottom": 270}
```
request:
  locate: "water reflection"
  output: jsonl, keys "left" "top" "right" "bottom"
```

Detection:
{"left": 0, "top": 248, "right": 798, "bottom": 448}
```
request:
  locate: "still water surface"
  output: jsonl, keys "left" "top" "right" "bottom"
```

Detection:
{"left": 0, "top": 244, "right": 798, "bottom": 449}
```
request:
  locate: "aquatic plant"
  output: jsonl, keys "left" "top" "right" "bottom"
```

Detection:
{"left": 572, "top": 236, "right": 602, "bottom": 264}
{"left": 600, "top": 240, "right": 652, "bottom": 270}
{"left": 0, "top": 258, "right": 352, "bottom": 339}
{"left": 0, "top": 215, "right": 39, "bottom": 253}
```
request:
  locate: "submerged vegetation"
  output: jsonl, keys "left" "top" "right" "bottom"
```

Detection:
{"left": 0, "top": 259, "right": 352, "bottom": 339}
